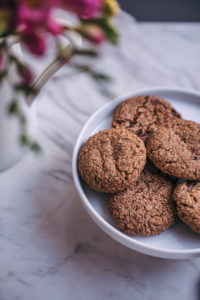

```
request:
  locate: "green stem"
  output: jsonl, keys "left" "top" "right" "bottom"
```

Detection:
{"left": 27, "top": 45, "right": 74, "bottom": 106}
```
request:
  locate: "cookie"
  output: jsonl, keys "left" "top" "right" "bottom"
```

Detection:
{"left": 112, "top": 95, "right": 181, "bottom": 143}
{"left": 173, "top": 181, "right": 200, "bottom": 233}
{"left": 145, "top": 159, "right": 178, "bottom": 183}
{"left": 147, "top": 119, "right": 200, "bottom": 180}
{"left": 109, "top": 169, "right": 177, "bottom": 236}
{"left": 78, "top": 128, "right": 146, "bottom": 193}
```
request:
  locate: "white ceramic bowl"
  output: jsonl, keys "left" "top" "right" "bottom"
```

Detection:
{"left": 72, "top": 87, "right": 200, "bottom": 259}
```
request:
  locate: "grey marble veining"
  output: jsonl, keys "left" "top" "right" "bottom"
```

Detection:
{"left": 0, "top": 11, "right": 200, "bottom": 300}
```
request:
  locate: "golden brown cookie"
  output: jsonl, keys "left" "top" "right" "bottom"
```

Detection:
{"left": 109, "top": 169, "right": 177, "bottom": 236}
{"left": 78, "top": 128, "right": 146, "bottom": 193}
{"left": 147, "top": 119, "right": 200, "bottom": 180}
{"left": 173, "top": 181, "right": 200, "bottom": 233}
{"left": 112, "top": 95, "right": 181, "bottom": 143}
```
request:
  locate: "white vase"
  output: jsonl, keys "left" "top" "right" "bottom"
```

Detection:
{"left": 0, "top": 19, "right": 81, "bottom": 172}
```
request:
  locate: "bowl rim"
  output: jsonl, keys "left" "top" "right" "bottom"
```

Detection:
{"left": 72, "top": 87, "right": 200, "bottom": 258}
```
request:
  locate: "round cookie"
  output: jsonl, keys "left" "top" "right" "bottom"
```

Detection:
{"left": 112, "top": 95, "right": 181, "bottom": 143}
{"left": 78, "top": 128, "right": 146, "bottom": 193}
{"left": 145, "top": 159, "right": 178, "bottom": 183}
{"left": 109, "top": 169, "right": 177, "bottom": 236}
{"left": 147, "top": 119, "right": 200, "bottom": 180}
{"left": 173, "top": 181, "right": 200, "bottom": 233}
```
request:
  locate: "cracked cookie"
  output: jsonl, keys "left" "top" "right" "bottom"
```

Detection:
{"left": 112, "top": 95, "right": 181, "bottom": 143}
{"left": 109, "top": 169, "right": 177, "bottom": 236}
{"left": 145, "top": 159, "right": 178, "bottom": 183}
{"left": 173, "top": 181, "right": 200, "bottom": 233}
{"left": 78, "top": 128, "right": 146, "bottom": 193}
{"left": 147, "top": 119, "right": 200, "bottom": 180}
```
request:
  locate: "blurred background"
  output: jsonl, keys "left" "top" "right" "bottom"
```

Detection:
{"left": 118, "top": 0, "right": 200, "bottom": 21}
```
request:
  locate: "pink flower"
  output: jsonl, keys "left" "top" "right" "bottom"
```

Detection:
{"left": 17, "top": 0, "right": 63, "bottom": 55}
{"left": 82, "top": 25, "right": 106, "bottom": 44}
{"left": 20, "top": 29, "right": 47, "bottom": 55}
{"left": 46, "top": 18, "right": 64, "bottom": 35}
{"left": 18, "top": 1, "right": 63, "bottom": 35}
{"left": 62, "top": 0, "right": 103, "bottom": 19}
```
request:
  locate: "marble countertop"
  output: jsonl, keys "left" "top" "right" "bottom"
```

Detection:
{"left": 1, "top": 12, "right": 200, "bottom": 300}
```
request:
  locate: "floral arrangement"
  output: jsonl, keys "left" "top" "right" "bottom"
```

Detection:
{"left": 0, "top": 0, "right": 119, "bottom": 149}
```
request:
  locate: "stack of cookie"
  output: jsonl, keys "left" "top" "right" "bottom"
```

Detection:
{"left": 78, "top": 95, "right": 200, "bottom": 236}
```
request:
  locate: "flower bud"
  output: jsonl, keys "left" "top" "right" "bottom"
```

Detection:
{"left": 81, "top": 24, "right": 106, "bottom": 44}
{"left": 21, "top": 30, "right": 47, "bottom": 55}
{"left": 104, "top": 0, "right": 120, "bottom": 17}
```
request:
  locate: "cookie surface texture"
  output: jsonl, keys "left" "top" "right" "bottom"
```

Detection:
{"left": 112, "top": 95, "right": 181, "bottom": 142}
{"left": 147, "top": 119, "right": 200, "bottom": 180}
{"left": 78, "top": 128, "right": 146, "bottom": 193}
{"left": 173, "top": 181, "right": 200, "bottom": 233}
{"left": 109, "top": 169, "right": 177, "bottom": 236}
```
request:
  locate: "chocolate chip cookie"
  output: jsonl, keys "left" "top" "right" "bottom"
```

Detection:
{"left": 173, "top": 181, "right": 200, "bottom": 233}
{"left": 147, "top": 119, "right": 200, "bottom": 180}
{"left": 112, "top": 95, "right": 181, "bottom": 143}
{"left": 109, "top": 169, "right": 177, "bottom": 236}
{"left": 78, "top": 128, "right": 146, "bottom": 193}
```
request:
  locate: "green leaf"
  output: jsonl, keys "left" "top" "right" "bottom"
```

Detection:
{"left": 92, "top": 72, "right": 112, "bottom": 82}
{"left": 0, "top": 19, "right": 7, "bottom": 37}
{"left": 9, "top": 54, "right": 18, "bottom": 63}
{"left": 0, "top": 39, "right": 6, "bottom": 48}
{"left": 19, "top": 113, "right": 26, "bottom": 125}
{"left": 74, "top": 49, "right": 98, "bottom": 57}
{"left": 0, "top": 70, "right": 7, "bottom": 82}
{"left": 8, "top": 100, "right": 18, "bottom": 114}
{"left": 99, "top": 21, "right": 118, "bottom": 44}
{"left": 74, "top": 64, "right": 91, "bottom": 72}
{"left": 14, "top": 83, "right": 36, "bottom": 96}
{"left": 31, "top": 142, "right": 41, "bottom": 153}
{"left": 73, "top": 63, "right": 111, "bottom": 82}
{"left": 20, "top": 133, "right": 31, "bottom": 146}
